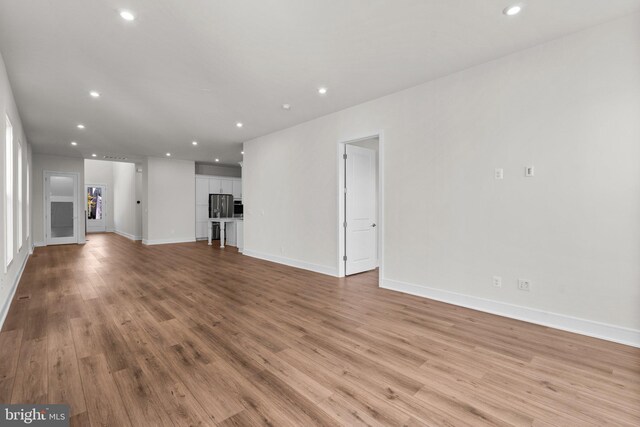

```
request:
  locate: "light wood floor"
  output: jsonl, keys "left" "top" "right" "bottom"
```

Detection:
{"left": 1, "top": 233, "right": 638, "bottom": 426}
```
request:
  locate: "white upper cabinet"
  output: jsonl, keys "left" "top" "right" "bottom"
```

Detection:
{"left": 196, "top": 177, "right": 209, "bottom": 205}
{"left": 209, "top": 178, "right": 221, "bottom": 194}
{"left": 232, "top": 180, "right": 242, "bottom": 199}
{"left": 220, "top": 179, "right": 233, "bottom": 195}
{"left": 207, "top": 177, "right": 233, "bottom": 194}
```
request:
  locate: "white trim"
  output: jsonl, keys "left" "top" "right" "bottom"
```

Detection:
{"left": 381, "top": 278, "right": 640, "bottom": 348}
{"left": 337, "top": 130, "right": 385, "bottom": 283}
{"left": 142, "top": 237, "right": 196, "bottom": 245}
{"left": 243, "top": 248, "right": 338, "bottom": 277}
{"left": 33, "top": 241, "right": 45, "bottom": 248}
{"left": 115, "top": 230, "right": 141, "bottom": 241}
{"left": 0, "top": 250, "right": 30, "bottom": 330}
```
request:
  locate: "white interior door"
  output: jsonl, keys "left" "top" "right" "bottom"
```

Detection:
{"left": 345, "top": 144, "right": 377, "bottom": 275}
{"left": 86, "top": 185, "right": 106, "bottom": 232}
{"left": 45, "top": 172, "right": 78, "bottom": 245}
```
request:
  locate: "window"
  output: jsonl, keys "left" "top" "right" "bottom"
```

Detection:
{"left": 17, "top": 142, "right": 22, "bottom": 249}
{"left": 5, "top": 115, "right": 13, "bottom": 270}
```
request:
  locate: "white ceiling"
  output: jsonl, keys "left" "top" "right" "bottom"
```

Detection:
{"left": 1, "top": 1, "right": 638, "bottom": 165}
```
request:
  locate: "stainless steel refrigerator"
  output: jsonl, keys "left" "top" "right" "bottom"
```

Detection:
{"left": 209, "top": 194, "right": 234, "bottom": 218}
{"left": 208, "top": 194, "right": 234, "bottom": 241}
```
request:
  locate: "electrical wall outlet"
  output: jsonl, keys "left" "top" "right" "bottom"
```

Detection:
{"left": 494, "top": 168, "right": 504, "bottom": 180}
{"left": 518, "top": 279, "right": 531, "bottom": 291}
{"left": 525, "top": 166, "right": 534, "bottom": 177}
{"left": 493, "top": 276, "right": 502, "bottom": 288}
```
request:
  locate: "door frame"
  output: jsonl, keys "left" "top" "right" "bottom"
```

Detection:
{"left": 86, "top": 183, "right": 108, "bottom": 233}
{"left": 43, "top": 171, "right": 81, "bottom": 246}
{"left": 337, "top": 131, "right": 384, "bottom": 282}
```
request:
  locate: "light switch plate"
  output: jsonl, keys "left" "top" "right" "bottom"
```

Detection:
{"left": 495, "top": 168, "right": 504, "bottom": 180}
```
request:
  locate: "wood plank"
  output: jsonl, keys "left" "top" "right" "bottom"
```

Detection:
{"left": 11, "top": 337, "right": 47, "bottom": 404}
{"left": 47, "top": 312, "right": 86, "bottom": 416}
{"left": 78, "top": 354, "right": 132, "bottom": 427}
{"left": 0, "top": 329, "right": 23, "bottom": 402}
{"left": 112, "top": 366, "right": 174, "bottom": 427}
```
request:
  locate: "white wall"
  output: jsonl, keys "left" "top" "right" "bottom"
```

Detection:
{"left": 143, "top": 157, "right": 195, "bottom": 245}
{"left": 112, "top": 162, "right": 139, "bottom": 240}
{"left": 243, "top": 15, "right": 640, "bottom": 344}
{"left": 0, "top": 51, "right": 32, "bottom": 326}
{"left": 84, "top": 159, "right": 115, "bottom": 231}
{"left": 32, "top": 154, "right": 85, "bottom": 246}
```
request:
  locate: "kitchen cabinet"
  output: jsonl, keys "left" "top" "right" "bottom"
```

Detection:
{"left": 232, "top": 180, "right": 242, "bottom": 199}
{"left": 226, "top": 222, "right": 236, "bottom": 246}
{"left": 220, "top": 179, "right": 233, "bottom": 195}
{"left": 196, "top": 177, "right": 209, "bottom": 204}
{"left": 207, "top": 178, "right": 234, "bottom": 195}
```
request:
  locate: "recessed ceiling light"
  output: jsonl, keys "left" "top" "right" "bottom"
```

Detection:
{"left": 236, "top": 122, "right": 243, "bottom": 128}
{"left": 282, "top": 103, "right": 291, "bottom": 110}
{"left": 120, "top": 10, "right": 135, "bottom": 21}
{"left": 318, "top": 87, "right": 328, "bottom": 95}
{"left": 166, "top": 152, "right": 171, "bottom": 157}
{"left": 77, "top": 124, "right": 85, "bottom": 129}
{"left": 241, "top": 151, "right": 244, "bottom": 155}
{"left": 503, "top": 5, "right": 522, "bottom": 16}
{"left": 91, "top": 153, "right": 97, "bottom": 157}
{"left": 70, "top": 141, "right": 78, "bottom": 146}
{"left": 215, "top": 158, "right": 220, "bottom": 162}
{"left": 192, "top": 141, "right": 198, "bottom": 146}
{"left": 89, "top": 91, "right": 100, "bottom": 98}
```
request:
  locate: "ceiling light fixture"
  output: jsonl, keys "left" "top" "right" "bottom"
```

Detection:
{"left": 70, "top": 141, "right": 78, "bottom": 146}
{"left": 89, "top": 91, "right": 100, "bottom": 98}
{"left": 166, "top": 152, "right": 171, "bottom": 157}
{"left": 318, "top": 87, "right": 328, "bottom": 95}
{"left": 236, "top": 122, "right": 243, "bottom": 128}
{"left": 241, "top": 151, "right": 244, "bottom": 155}
{"left": 215, "top": 158, "right": 220, "bottom": 162}
{"left": 503, "top": 5, "right": 522, "bottom": 16}
{"left": 120, "top": 10, "right": 135, "bottom": 21}
{"left": 192, "top": 141, "right": 198, "bottom": 146}
{"left": 91, "top": 153, "right": 97, "bottom": 157}
{"left": 77, "top": 124, "right": 85, "bottom": 129}
{"left": 282, "top": 103, "right": 291, "bottom": 110}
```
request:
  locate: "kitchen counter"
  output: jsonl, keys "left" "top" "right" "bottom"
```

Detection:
{"left": 208, "top": 217, "right": 243, "bottom": 248}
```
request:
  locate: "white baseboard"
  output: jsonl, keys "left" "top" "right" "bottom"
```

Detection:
{"left": 142, "top": 237, "right": 196, "bottom": 246}
{"left": 243, "top": 249, "right": 338, "bottom": 277}
{"left": 33, "top": 241, "right": 45, "bottom": 247}
{"left": 0, "top": 251, "right": 30, "bottom": 330}
{"left": 115, "top": 230, "right": 142, "bottom": 241}
{"left": 106, "top": 227, "right": 115, "bottom": 232}
{"left": 382, "top": 278, "right": 640, "bottom": 348}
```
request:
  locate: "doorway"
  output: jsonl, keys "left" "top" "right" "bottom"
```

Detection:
{"left": 86, "top": 184, "right": 107, "bottom": 233}
{"left": 45, "top": 171, "right": 79, "bottom": 245}
{"left": 338, "top": 134, "right": 382, "bottom": 278}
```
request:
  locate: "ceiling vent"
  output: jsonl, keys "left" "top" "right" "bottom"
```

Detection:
{"left": 103, "top": 155, "right": 128, "bottom": 161}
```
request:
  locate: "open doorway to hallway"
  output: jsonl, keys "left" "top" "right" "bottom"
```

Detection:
{"left": 84, "top": 159, "right": 142, "bottom": 241}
